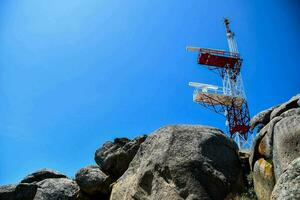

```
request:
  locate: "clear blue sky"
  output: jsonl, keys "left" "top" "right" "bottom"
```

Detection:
{"left": 0, "top": 0, "right": 299, "bottom": 184}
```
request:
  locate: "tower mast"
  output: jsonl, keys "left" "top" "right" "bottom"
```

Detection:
{"left": 187, "top": 19, "right": 251, "bottom": 149}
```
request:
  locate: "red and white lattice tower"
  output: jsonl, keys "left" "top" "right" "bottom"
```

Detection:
{"left": 187, "top": 18, "right": 251, "bottom": 148}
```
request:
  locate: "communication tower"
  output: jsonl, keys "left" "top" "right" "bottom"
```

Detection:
{"left": 187, "top": 19, "right": 251, "bottom": 148}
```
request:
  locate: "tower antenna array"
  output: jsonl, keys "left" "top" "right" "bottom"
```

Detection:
{"left": 187, "top": 18, "right": 251, "bottom": 148}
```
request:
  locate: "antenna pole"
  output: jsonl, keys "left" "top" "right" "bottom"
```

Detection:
{"left": 187, "top": 18, "right": 252, "bottom": 149}
{"left": 224, "top": 18, "right": 238, "bottom": 53}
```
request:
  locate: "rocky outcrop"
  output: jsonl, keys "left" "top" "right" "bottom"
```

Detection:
{"left": 2, "top": 94, "right": 300, "bottom": 200}
{"left": 21, "top": 169, "right": 67, "bottom": 184}
{"left": 75, "top": 165, "right": 112, "bottom": 196}
{"left": 33, "top": 178, "right": 79, "bottom": 200}
{"left": 271, "top": 157, "right": 300, "bottom": 200}
{"left": 110, "top": 125, "right": 244, "bottom": 200}
{"left": 250, "top": 94, "right": 300, "bottom": 200}
{"left": 95, "top": 135, "right": 147, "bottom": 179}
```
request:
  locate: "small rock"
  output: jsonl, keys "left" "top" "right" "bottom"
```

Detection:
{"left": 21, "top": 169, "right": 67, "bottom": 184}
{"left": 95, "top": 135, "right": 147, "bottom": 179}
{"left": 75, "top": 165, "right": 112, "bottom": 195}
{"left": 271, "top": 157, "right": 300, "bottom": 200}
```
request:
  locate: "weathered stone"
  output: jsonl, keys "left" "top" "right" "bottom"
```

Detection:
{"left": 0, "top": 169, "right": 68, "bottom": 200}
{"left": 253, "top": 158, "right": 275, "bottom": 200}
{"left": 75, "top": 165, "right": 112, "bottom": 195}
{"left": 21, "top": 169, "right": 67, "bottom": 184}
{"left": 270, "top": 94, "right": 300, "bottom": 120}
{"left": 249, "top": 117, "right": 282, "bottom": 170}
{"left": 33, "top": 178, "right": 79, "bottom": 200}
{"left": 110, "top": 125, "right": 244, "bottom": 200}
{"left": 273, "top": 115, "right": 300, "bottom": 180}
{"left": 250, "top": 105, "right": 279, "bottom": 130}
{"left": 0, "top": 184, "right": 17, "bottom": 200}
{"left": 280, "top": 107, "right": 300, "bottom": 118}
{"left": 0, "top": 183, "right": 37, "bottom": 200}
{"left": 271, "top": 157, "right": 300, "bottom": 200}
{"left": 95, "top": 135, "right": 147, "bottom": 179}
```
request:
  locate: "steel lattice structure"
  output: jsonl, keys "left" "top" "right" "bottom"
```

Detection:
{"left": 187, "top": 19, "right": 251, "bottom": 148}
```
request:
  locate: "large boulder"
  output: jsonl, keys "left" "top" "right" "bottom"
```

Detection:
{"left": 252, "top": 158, "right": 275, "bottom": 200}
{"left": 33, "top": 178, "right": 79, "bottom": 200}
{"left": 21, "top": 169, "right": 67, "bottom": 184}
{"left": 272, "top": 115, "right": 300, "bottom": 180}
{"left": 95, "top": 135, "right": 147, "bottom": 179}
{"left": 75, "top": 165, "right": 112, "bottom": 195}
{"left": 271, "top": 157, "right": 300, "bottom": 200}
{"left": 110, "top": 125, "right": 244, "bottom": 200}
